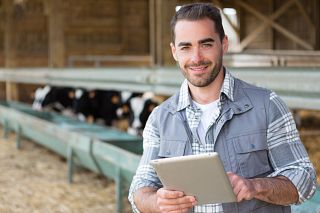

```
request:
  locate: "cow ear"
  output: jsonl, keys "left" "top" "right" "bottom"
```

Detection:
{"left": 111, "top": 95, "right": 120, "bottom": 104}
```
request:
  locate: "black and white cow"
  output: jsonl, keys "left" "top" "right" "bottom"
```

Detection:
{"left": 32, "top": 86, "right": 75, "bottom": 114}
{"left": 72, "top": 89, "right": 122, "bottom": 126}
{"left": 72, "top": 88, "right": 97, "bottom": 122}
{"left": 32, "top": 86, "right": 159, "bottom": 132}
{"left": 117, "top": 92, "right": 158, "bottom": 136}
{"left": 94, "top": 90, "right": 122, "bottom": 126}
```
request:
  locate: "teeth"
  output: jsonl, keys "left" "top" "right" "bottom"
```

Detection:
{"left": 190, "top": 66, "right": 206, "bottom": 71}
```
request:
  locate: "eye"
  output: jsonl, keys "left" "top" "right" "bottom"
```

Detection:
{"left": 202, "top": 43, "right": 213, "bottom": 48}
{"left": 180, "top": 46, "right": 190, "bottom": 51}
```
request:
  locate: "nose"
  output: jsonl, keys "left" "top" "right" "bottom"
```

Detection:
{"left": 190, "top": 47, "right": 203, "bottom": 64}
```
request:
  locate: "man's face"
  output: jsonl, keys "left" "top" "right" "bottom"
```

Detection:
{"left": 171, "top": 18, "right": 228, "bottom": 88}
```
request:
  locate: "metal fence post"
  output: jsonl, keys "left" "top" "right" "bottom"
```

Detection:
{"left": 3, "top": 119, "right": 9, "bottom": 139}
{"left": 16, "top": 124, "right": 22, "bottom": 149}
{"left": 67, "top": 145, "right": 75, "bottom": 184}
{"left": 115, "top": 166, "right": 123, "bottom": 213}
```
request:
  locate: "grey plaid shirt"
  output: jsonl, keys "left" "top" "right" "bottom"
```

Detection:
{"left": 128, "top": 70, "right": 316, "bottom": 213}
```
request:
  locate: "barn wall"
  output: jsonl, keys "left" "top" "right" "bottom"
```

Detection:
{"left": 0, "top": 0, "right": 319, "bottom": 101}
{"left": 239, "top": 0, "right": 273, "bottom": 50}
{"left": 273, "top": 0, "right": 316, "bottom": 50}
{"left": 64, "top": 0, "right": 149, "bottom": 57}
{"left": 0, "top": 0, "right": 319, "bottom": 68}
{"left": 5, "top": 0, "right": 48, "bottom": 67}
{"left": 0, "top": 0, "right": 150, "bottom": 68}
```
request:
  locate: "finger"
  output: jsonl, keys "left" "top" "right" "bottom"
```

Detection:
{"left": 159, "top": 201, "right": 195, "bottom": 212}
{"left": 157, "top": 188, "right": 184, "bottom": 199}
{"left": 235, "top": 187, "right": 245, "bottom": 202}
{"left": 236, "top": 186, "right": 253, "bottom": 202}
{"left": 227, "top": 172, "right": 240, "bottom": 187}
{"left": 233, "top": 183, "right": 241, "bottom": 199}
{"left": 233, "top": 177, "right": 246, "bottom": 194}
{"left": 229, "top": 175, "right": 241, "bottom": 192}
{"left": 227, "top": 171, "right": 237, "bottom": 179}
{"left": 229, "top": 175, "right": 248, "bottom": 201}
{"left": 227, "top": 172, "right": 234, "bottom": 182}
{"left": 157, "top": 195, "right": 197, "bottom": 212}
{"left": 235, "top": 180, "right": 255, "bottom": 202}
{"left": 227, "top": 171, "right": 235, "bottom": 176}
{"left": 158, "top": 195, "right": 196, "bottom": 206}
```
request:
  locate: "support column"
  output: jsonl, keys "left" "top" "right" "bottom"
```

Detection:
{"left": 149, "top": 0, "right": 156, "bottom": 67}
{"left": 157, "top": 0, "right": 178, "bottom": 66}
{"left": 315, "top": 0, "right": 320, "bottom": 50}
{"left": 4, "top": 0, "right": 19, "bottom": 101}
{"left": 47, "top": 0, "right": 65, "bottom": 67}
{"left": 119, "top": 0, "right": 129, "bottom": 54}
{"left": 155, "top": 0, "right": 162, "bottom": 66}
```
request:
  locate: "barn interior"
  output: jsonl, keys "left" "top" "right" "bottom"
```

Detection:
{"left": 0, "top": 0, "right": 319, "bottom": 212}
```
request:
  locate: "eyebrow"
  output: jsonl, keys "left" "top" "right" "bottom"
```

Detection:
{"left": 177, "top": 42, "right": 191, "bottom": 47}
{"left": 199, "top": 38, "right": 215, "bottom": 44}
{"left": 177, "top": 38, "right": 215, "bottom": 47}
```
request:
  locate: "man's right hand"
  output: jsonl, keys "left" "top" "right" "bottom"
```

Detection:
{"left": 156, "top": 188, "right": 197, "bottom": 213}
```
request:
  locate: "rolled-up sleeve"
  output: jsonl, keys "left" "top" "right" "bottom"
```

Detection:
{"left": 266, "top": 92, "right": 317, "bottom": 204}
{"left": 128, "top": 107, "right": 163, "bottom": 212}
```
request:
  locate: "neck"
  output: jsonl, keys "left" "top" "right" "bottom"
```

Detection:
{"left": 188, "top": 68, "right": 225, "bottom": 104}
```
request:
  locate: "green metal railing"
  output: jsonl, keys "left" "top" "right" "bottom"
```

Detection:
{"left": 0, "top": 101, "right": 142, "bottom": 213}
{"left": 0, "top": 67, "right": 320, "bottom": 110}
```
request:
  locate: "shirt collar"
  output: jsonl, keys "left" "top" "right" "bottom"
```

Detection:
{"left": 177, "top": 68, "right": 235, "bottom": 111}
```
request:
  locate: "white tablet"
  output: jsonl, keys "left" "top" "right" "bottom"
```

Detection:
{"left": 150, "top": 152, "right": 236, "bottom": 205}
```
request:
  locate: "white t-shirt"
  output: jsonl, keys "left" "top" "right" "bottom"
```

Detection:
{"left": 192, "top": 99, "right": 220, "bottom": 144}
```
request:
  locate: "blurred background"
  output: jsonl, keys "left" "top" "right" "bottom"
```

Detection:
{"left": 0, "top": 0, "right": 319, "bottom": 212}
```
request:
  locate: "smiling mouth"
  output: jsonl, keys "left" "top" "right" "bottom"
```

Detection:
{"left": 188, "top": 65, "right": 208, "bottom": 73}
{"left": 186, "top": 61, "right": 211, "bottom": 72}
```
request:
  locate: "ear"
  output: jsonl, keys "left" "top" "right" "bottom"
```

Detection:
{"left": 170, "top": 42, "right": 178, "bottom": 61}
{"left": 222, "top": 35, "right": 229, "bottom": 54}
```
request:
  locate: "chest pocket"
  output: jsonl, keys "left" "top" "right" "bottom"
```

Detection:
{"left": 232, "top": 131, "right": 272, "bottom": 178}
{"left": 158, "top": 139, "right": 187, "bottom": 158}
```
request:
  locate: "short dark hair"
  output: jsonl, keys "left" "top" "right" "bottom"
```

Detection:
{"left": 170, "top": 3, "right": 225, "bottom": 43}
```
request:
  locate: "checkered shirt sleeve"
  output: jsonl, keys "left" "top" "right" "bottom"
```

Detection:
{"left": 128, "top": 106, "right": 162, "bottom": 213}
{"left": 267, "top": 92, "right": 317, "bottom": 204}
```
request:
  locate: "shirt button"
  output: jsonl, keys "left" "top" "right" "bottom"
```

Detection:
{"left": 244, "top": 104, "right": 249, "bottom": 108}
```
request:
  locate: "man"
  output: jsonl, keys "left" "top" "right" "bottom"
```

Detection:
{"left": 129, "top": 3, "right": 316, "bottom": 213}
